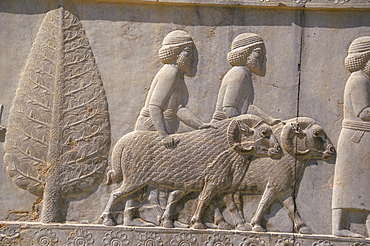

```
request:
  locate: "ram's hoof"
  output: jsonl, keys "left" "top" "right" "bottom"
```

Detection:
{"left": 192, "top": 222, "right": 207, "bottom": 229}
{"left": 299, "top": 226, "right": 312, "bottom": 234}
{"left": 103, "top": 218, "right": 117, "bottom": 226}
{"left": 252, "top": 224, "right": 266, "bottom": 232}
{"left": 236, "top": 223, "right": 252, "bottom": 231}
{"left": 218, "top": 221, "right": 232, "bottom": 230}
{"left": 162, "top": 219, "right": 174, "bottom": 228}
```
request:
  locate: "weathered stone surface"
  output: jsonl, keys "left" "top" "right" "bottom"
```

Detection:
{"left": 0, "top": 0, "right": 370, "bottom": 244}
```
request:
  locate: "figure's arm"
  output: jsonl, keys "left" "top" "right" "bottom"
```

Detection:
{"left": 248, "top": 104, "right": 282, "bottom": 125}
{"left": 350, "top": 74, "right": 370, "bottom": 121}
{"left": 149, "top": 105, "right": 175, "bottom": 148}
{"left": 149, "top": 67, "right": 177, "bottom": 147}
{"left": 176, "top": 106, "right": 213, "bottom": 129}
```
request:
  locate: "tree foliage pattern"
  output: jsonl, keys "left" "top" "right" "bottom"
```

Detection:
{"left": 3, "top": 7, "right": 110, "bottom": 222}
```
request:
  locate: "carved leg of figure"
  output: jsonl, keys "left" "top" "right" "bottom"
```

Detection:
{"left": 250, "top": 182, "right": 276, "bottom": 232}
{"left": 161, "top": 190, "right": 190, "bottom": 228}
{"left": 191, "top": 182, "right": 217, "bottom": 229}
{"left": 222, "top": 193, "right": 251, "bottom": 231}
{"left": 332, "top": 208, "right": 364, "bottom": 238}
{"left": 124, "top": 199, "right": 155, "bottom": 227}
{"left": 280, "top": 194, "right": 312, "bottom": 234}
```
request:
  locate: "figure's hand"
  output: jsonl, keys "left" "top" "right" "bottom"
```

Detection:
{"left": 359, "top": 107, "right": 370, "bottom": 121}
{"left": 199, "top": 123, "right": 217, "bottom": 129}
{"left": 161, "top": 135, "right": 176, "bottom": 148}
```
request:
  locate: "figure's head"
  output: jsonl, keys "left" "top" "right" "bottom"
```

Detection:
{"left": 227, "top": 33, "right": 266, "bottom": 75}
{"left": 345, "top": 36, "right": 370, "bottom": 75}
{"left": 158, "top": 30, "right": 196, "bottom": 76}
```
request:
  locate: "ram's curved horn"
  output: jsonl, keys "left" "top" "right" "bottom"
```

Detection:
{"left": 280, "top": 117, "right": 315, "bottom": 156}
{"left": 227, "top": 114, "right": 262, "bottom": 154}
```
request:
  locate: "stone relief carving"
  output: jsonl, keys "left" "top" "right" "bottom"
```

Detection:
{"left": 213, "top": 117, "right": 335, "bottom": 233}
{"left": 240, "top": 235, "right": 266, "bottom": 246}
{"left": 124, "top": 30, "right": 214, "bottom": 227}
{"left": 332, "top": 36, "right": 370, "bottom": 238}
{"left": 211, "top": 33, "right": 277, "bottom": 126}
{"left": 34, "top": 229, "right": 58, "bottom": 246}
{"left": 67, "top": 229, "right": 94, "bottom": 246}
{"left": 138, "top": 232, "right": 163, "bottom": 246}
{"left": 3, "top": 7, "right": 110, "bottom": 223}
{"left": 101, "top": 114, "right": 281, "bottom": 228}
{"left": 0, "top": 104, "right": 6, "bottom": 141}
{"left": 275, "top": 238, "right": 301, "bottom": 246}
{"left": 0, "top": 228, "right": 20, "bottom": 245}
{"left": 205, "top": 234, "right": 232, "bottom": 246}
{"left": 102, "top": 231, "right": 130, "bottom": 246}
{"left": 170, "top": 233, "right": 199, "bottom": 246}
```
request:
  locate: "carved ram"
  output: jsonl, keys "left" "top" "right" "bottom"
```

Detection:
{"left": 215, "top": 117, "right": 336, "bottom": 233}
{"left": 101, "top": 114, "right": 282, "bottom": 229}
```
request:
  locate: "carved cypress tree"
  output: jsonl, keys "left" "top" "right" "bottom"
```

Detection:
{"left": 3, "top": 8, "right": 110, "bottom": 223}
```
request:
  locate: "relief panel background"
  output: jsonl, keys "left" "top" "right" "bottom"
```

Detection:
{"left": 0, "top": 0, "right": 368, "bottom": 235}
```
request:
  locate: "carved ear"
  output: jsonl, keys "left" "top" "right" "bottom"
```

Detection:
{"left": 238, "top": 121, "right": 254, "bottom": 135}
{"left": 281, "top": 118, "right": 314, "bottom": 156}
{"left": 227, "top": 114, "right": 262, "bottom": 153}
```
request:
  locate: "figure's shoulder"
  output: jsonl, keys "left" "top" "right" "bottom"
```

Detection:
{"left": 347, "top": 70, "right": 369, "bottom": 86}
{"left": 223, "top": 66, "right": 249, "bottom": 81}
{"left": 155, "top": 64, "right": 180, "bottom": 82}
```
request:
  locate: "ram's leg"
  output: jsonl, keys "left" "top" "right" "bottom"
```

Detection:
{"left": 101, "top": 183, "right": 138, "bottom": 226}
{"left": 221, "top": 193, "right": 251, "bottom": 231}
{"left": 191, "top": 182, "right": 217, "bottom": 229}
{"left": 250, "top": 182, "right": 277, "bottom": 232}
{"left": 279, "top": 193, "right": 311, "bottom": 234}
{"left": 161, "top": 190, "right": 190, "bottom": 228}
{"left": 212, "top": 195, "right": 232, "bottom": 230}
{"left": 124, "top": 197, "right": 156, "bottom": 227}
{"left": 147, "top": 186, "right": 165, "bottom": 225}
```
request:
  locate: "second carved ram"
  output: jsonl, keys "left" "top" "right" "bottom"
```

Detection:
{"left": 214, "top": 117, "right": 336, "bottom": 233}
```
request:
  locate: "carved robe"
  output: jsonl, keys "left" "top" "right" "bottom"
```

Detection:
{"left": 332, "top": 70, "right": 370, "bottom": 211}
{"left": 213, "top": 66, "right": 254, "bottom": 120}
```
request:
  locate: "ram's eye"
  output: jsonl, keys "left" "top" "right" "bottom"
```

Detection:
{"left": 313, "top": 131, "right": 320, "bottom": 137}
{"left": 261, "top": 129, "right": 267, "bottom": 135}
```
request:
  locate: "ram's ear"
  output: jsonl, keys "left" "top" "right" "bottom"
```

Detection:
{"left": 238, "top": 122, "right": 254, "bottom": 135}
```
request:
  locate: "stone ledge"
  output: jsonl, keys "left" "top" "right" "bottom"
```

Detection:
{"left": 1, "top": 221, "right": 370, "bottom": 246}
{"left": 88, "top": 0, "right": 370, "bottom": 9}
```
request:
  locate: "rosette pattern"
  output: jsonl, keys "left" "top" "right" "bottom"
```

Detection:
{"left": 170, "top": 233, "right": 199, "bottom": 246}
{"left": 205, "top": 234, "right": 232, "bottom": 246}
{"left": 240, "top": 235, "right": 266, "bottom": 246}
{"left": 34, "top": 229, "right": 58, "bottom": 245}
{"left": 67, "top": 229, "right": 94, "bottom": 246}
{"left": 138, "top": 232, "right": 163, "bottom": 246}
{"left": 102, "top": 231, "right": 130, "bottom": 246}
{"left": 3, "top": 7, "right": 110, "bottom": 223}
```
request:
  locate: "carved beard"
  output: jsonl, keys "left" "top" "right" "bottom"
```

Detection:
{"left": 177, "top": 53, "right": 193, "bottom": 75}
{"left": 247, "top": 55, "right": 263, "bottom": 74}
{"left": 364, "top": 59, "right": 370, "bottom": 77}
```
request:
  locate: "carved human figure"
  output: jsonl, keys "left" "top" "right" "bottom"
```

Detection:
{"left": 211, "top": 33, "right": 274, "bottom": 124}
{"left": 123, "top": 30, "right": 211, "bottom": 227}
{"left": 332, "top": 36, "right": 370, "bottom": 238}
